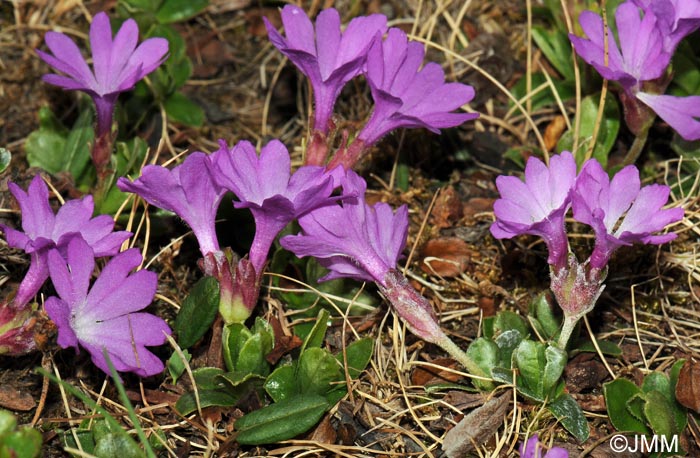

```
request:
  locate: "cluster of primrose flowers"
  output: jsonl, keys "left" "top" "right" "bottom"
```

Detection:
{"left": 0, "top": 1, "right": 692, "bottom": 446}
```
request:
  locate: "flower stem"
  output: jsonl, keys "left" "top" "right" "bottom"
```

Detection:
{"left": 436, "top": 333, "right": 488, "bottom": 379}
{"left": 622, "top": 127, "right": 649, "bottom": 166}
{"left": 557, "top": 314, "right": 579, "bottom": 350}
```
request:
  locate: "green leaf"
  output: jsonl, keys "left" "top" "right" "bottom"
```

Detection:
{"left": 514, "top": 340, "right": 546, "bottom": 398}
{"left": 572, "top": 340, "right": 623, "bottom": 357}
{"left": 0, "top": 148, "right": 11, "bottom": 173}
{"left": 548, "top": 393, "right": 590, "bottom": 442}
{"left": 166, "top": 349, "right": 190, "bottom": 384}
{"left": 175, "top": 276, "right": 220, "bottom": 349}
{"left": 337, "top": 337, "right": 373, "bottom": 379}
{"left": 494, "top": 329, "right": 524, "bottom": 368}
{"left": 223, "top": 323, "right": 252, "bottom": 372}
{"left": 300, "top": 309, "right": 330, "bottom": 355}
{"left": 192, "top": 367, "right": 226, "bottom": 390}
{"left": 543, "top": 345, "right": 567, "bottom": 395}
{"left": 216, "top": 371, "right": 265, "bottom": 390}
{"left": 467, "top": 338, "right": 500, "bottom": 376}
{"left": 237, "top": 333, "right": 272, "bottom": 376}
{"left": 669, "top": 359, "right": 688, "bottom": 433}
{"left": 265, "top": 364, "right": 297, "bottom": 403}
{"left": 155, "top": 0, "right": 208, "bottom": 24}
{"left": 492, "top": 311, "right": 529, "bottom": 339}
{"left": 62, "top": 106, "right": 94, "bottom": 182}
{"left": 531, "top": 26, "right": 575, "bottom": 79}
{"left": 25, "top": 107, "right": 68, "bottom": 174}
{"left": 644, "top": 390, "right": 678, "bottom": 438}
{"left": 603, "top": 379, "right": 650, "bottom": 434}
{"left": 175, "top": 389, "right": 240, "bottom": 416}
{"left": 298, "top": 347, "right": 342, "bottom": 398}
{"left": 529, "top": 292, "right": 561, "bottom": 340}
{"left": 63, "top": 428, "right": 96, "bottom": 456}
{"left": 235, "top": 394, "right": 329, "bottom": 445}
{"left": 93, "top": 433, "right": 145, "bottom": 458}
{"left": 163, "top": 92, "right": 204, "bottom": 127}
{"left": 557, "top": 92, "right": 620, "bottom": 168}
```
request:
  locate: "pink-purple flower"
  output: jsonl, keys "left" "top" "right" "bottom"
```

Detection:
{"left": 329, "top": 28, "right": 478, "bottom": 169}
{"left": 519, "top": 434, "right": 569, "bottom": 458}
{"left": 117, "top": 152, "right": 226, "bottom": 257}
{"left": 572, "top": 159, "right": 684, "bottom": 269}
{"left": 569, "top": 2, "right": 670, "bottom": 92}
{"left": 211, "top": 139, "right": 342, "bottom": 277}
{"left": 490, "top": 151, "right": 577, "bottom": 270}
{"left": 36, "top": 12, "right": 168, "bottom": 138}
{"left": 1, "top": 176, "right": 131, "bottom": 308}
{"left": 570, "top": 1, "right": 700, "bottom": 140}
{"left": 264, "top": 6, "right": 386, "bottom": 136}
{"left": 280, "top": 170, "right": 408, "bottom": 286}
{"left": 45, "top": 236, "right": 171, "bottom": 377}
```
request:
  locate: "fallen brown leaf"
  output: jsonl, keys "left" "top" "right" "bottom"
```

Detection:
{"left": 544, "top": 115, "right": 567, "bottom": 151}
{"left": 431, "top": 187, "right": 462, "bottom": 229}
{"left": 442, "top": 392, "right": 510, "bottom": 457}
{"left": 0, "top": 385, "right": 36, "bottom": 411}
{"left": 676, "top": 359, "right": 700, "bottom": 413}
{"left": 421, "top": 237, "right": 474, "bottom": 277}
{"left": 411, "top": 358, "right": 462, "bottom": 385}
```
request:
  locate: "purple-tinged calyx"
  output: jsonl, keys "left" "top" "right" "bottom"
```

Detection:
{"left": 1, "top": 175, "right": 131, "bottom": 309}
{"left": 0, "top": 301, "right": 38, "bottom": 356}
{"left": 572, "top": 159, "right": 684, "bottom": 270}
{"left": 199, "top": 249, "right": 259, "bottom": 325}
{"left": 37, "top": 12, "right": 168, "bottom": 174}
{"left": 329, "top": 28, "right": 478, "bottom": 170}
{"left": 490, "top": 151, "right": 577, "bottom": 271}
{"left": 45, "top": 236, "right": 171, "bottom": 377}
{"left": 264, "top": 6, "right": 386, "bottom": 164}
{"left": 118, "top": 152, "right": 226, "bottom": 257}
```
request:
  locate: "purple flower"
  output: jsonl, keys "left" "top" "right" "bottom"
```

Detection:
{"left": 631, "top": 0, "right": 700, "bottom": 52}
{"left": 519, "top": 435, "right": 569, "bottom": 458}
{"left": 490, "top": 152, "right": 577, "bottom": 270}
{"left": 569, "top": 1, "right": 671, "bottom": 92}
{"left": 36, "top": 12, "right": 168, "bottom": 138}
{"left": 117, "top": 152, "right": 226, "bottom": 257}
{"left": 635, "top": 92, "right": 700, "bottom": 140}
{"left": 45, "top": 236, "right": 171, "bottom": 377}
{"left": 572, "top": 159, "right": 684, "bottom": 269}
{"left": 1, "top": 176, "right": 131, "bottom": 308}
{"left": 280, "top": 170, "right": 408, "bottom": 286}
{"left": 211, "top": 139, "right": 342, "bottom": 276}
{"left": 359, "top": 27, "right": 478, "bottom": 147}
{"left": 264, "top": 6, "right": 387, "bottom": 135}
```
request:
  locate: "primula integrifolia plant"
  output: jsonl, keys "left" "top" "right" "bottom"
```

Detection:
{"left": 327, "top": 28, "right": 479, "bottom": 170}
{"left": 282, "top": 170, "right": 486, "bottom": 377}
{"left": 37, "top": 12, "right": 168, "bottom": 179}
{"left": 2, "top": 175, "right": 131, "bottom": 310}
{"left": 45, "top": 237, "right": 171, "bottom": 377}
{"left": 265, "top": 7, "right": 477, "bottom": 169}
{"left": 491, "top": 152, "right": 683, "bottom": 348}
{"left": 569, "top": 0, "right": 700, "bottom": 162}
{"left": 264, "top": 5, "right": 387, "bottom": 166}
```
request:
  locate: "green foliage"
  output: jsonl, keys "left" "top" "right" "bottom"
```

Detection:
{"left": 25, "top": 104, "right": 93, "bottom": 180}
{"left": 604, "top": 361, "right": 688, "bottom": 456}
{"left": 175, "top": 276, "right": 220, "bottom": 349}
{"left": 468, "top": 308, "right": 590, "bottom": 441}
{"left": 178, "top": 308, "right": 373, "bottom": 443}
{"left": 96, "top": 137, "right": 149, "bottom": 213}
{"left": 0, "top": 148, "right": 11, "bottom": 174}
{"left": 269, "top": 250, "right": 379, "bottom": 340}
{"left": 557, "top": 92, "right": 620, "bottom": 168}
{"left": 116, "top": 0, "right": 206, "bottom": 128}
{"left": 0, "top": 410, "right": 42, "bottom": 458}
{"left": 167, "top": 349, "right": 191, "bottom": 383}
